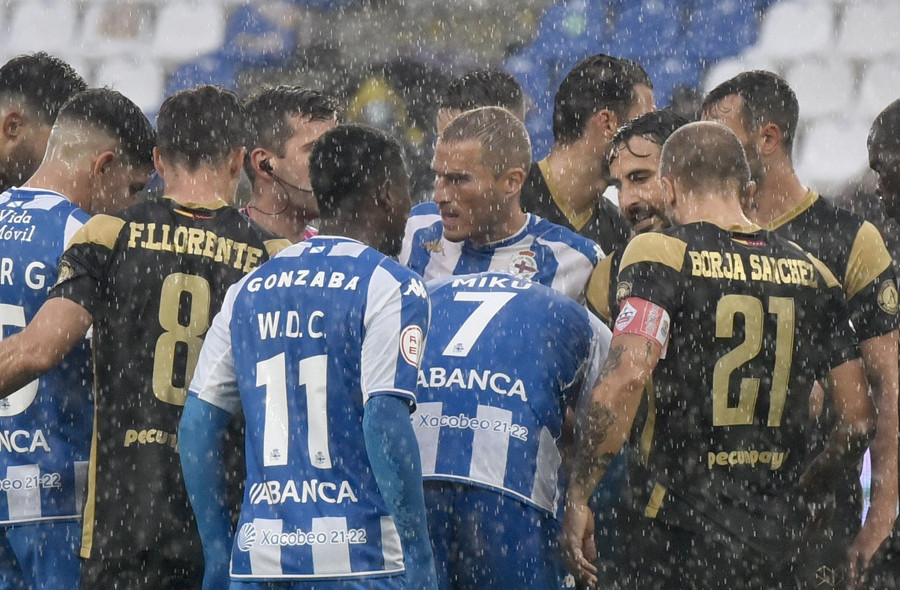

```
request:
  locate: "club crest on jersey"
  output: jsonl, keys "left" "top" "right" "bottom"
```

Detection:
{"left": 424, "top": 239, "right": 444, "bottom": 254}
{"left": 509, "top": 250, "right": 538, "bottom": 279}
{"left": 237, "top": 523, "right": 257, "bottom": 552}
{"left": 616, "top": 281, "right": 632, "bottom": 302}
{"left": 877, "top": 280, "right": 898, "bottom": 315}
{"left": 53, "top": 260, "right": 75, "bottom": 288}
{"left": 401, "top": 326, "right": 424, "bottom": 366}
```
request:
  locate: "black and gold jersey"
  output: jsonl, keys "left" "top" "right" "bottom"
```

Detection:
{"left": 617, "top": 221, "right": 859, "bottom": 555}
{"left": 767, "top": 190, "right": 898, "bottom": 340}
{"left": 519, "top": 159, "right": 629, "bottom": 257}
{"left": 586, "top": 248, "right": 624, "bottom": 325}
{"left": 49, "top": 197, "right": 290, "bottom": 559}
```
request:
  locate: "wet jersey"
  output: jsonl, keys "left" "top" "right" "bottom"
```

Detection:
{"left": 48, "top": 197, "right": 289, "bottom": 559}
{"left": 586, "top": 248, "right": 625, "bottom": 325}
{"left": 400, "top": 203, "right": 601, "bottom": 303}
{"left": 616, "top": 222, "right": 859, "bottom": 555}
{"left": 0, "top": 188, "right": 91, "bottom": 524}
{"left": 413, "top": 272, "right": 608, "bottom": 517}
{"left": 189, "top": 236, "right": 430, "bottom": 581}
{"left": 519, "top": 159, "right": 630, "bottom": 257}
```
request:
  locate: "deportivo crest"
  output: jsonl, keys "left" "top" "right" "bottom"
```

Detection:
{"left": 53, "top": 260, "right": 75, "bottom": 288}
{"left": 877, "top": 280, "right": 899, "bottom": 315}
{"left": 509, "top": 250, "right": 538, "bottom": 279}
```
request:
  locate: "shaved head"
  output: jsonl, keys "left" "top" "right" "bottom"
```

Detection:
{"left": 660, "top": 121, "right": 752, "bottom": 198}
{"left": 869, "top": 99, "right": 900, "bottom": 218}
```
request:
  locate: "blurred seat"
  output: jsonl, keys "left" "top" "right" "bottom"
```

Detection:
{"left": 221, "top": 1, "right": 297, "bottom": 68}
{"left": 78, "top": 1, "right": 155, "bottom": 58}
{"left": 151, "top": 1, "right": 226, "bottom": 62}
{"left": 165, "top": 52, "right": 239, "bottom": 97}
{"left": 7, "top": 1, "right": 79, "bottom": 56}
{"left": 835, "top": 0, "right": 900, "bottom": 60}
{"left": 684, "top": 0, "right": 759, "bottom": 63}
{"left": 784, "top": 59, "right": 854, "bottom": 118}
{"left": 857, "top": 58, "right": 900, "bottom": 121}
{"left": 645, "top": 51, "right": 703, "bottom": 107}
{"left": 94, "top": 57, "right": 165, "bottom": 113}
{"left": 753, "top": 1, "right": 834, "bottom": 60}
{"left": 796, "top": 116, "right": 870, "bottom": 190}
{"left": 607, "top": 0, "right": 682, "bottom": 61}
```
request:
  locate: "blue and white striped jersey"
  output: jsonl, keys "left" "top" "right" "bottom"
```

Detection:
{"left": 413, "top": 272, "right": 610, "bottom": 517}
{"left": 190, "top": 235, "right": 430, "bottom": 581}
{"left": 0, "top": 187, "right": 91, "bottom": 524}
{"left": 399, "top": 203, "right": 603, "bottom": 303}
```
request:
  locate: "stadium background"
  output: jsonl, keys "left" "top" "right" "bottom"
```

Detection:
{"left": 1, "top": 0, "right": 887, "bottom": 515}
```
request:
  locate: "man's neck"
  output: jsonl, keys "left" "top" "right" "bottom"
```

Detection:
{"left": 23, "top": 164, "right": 87, "bottom": 208}
{"left": 679, "top": 194, "right": 754, "bottom": 229}
{"left": 745, "top": 161, "right": 809, "bottom": 227}
{"left": 163, "top": 167, "right": 237, "bottom": 207}
{"left": 469, "top": 209, "right": 528, "bottom": 247}
{"left": 545, "top": 142, "right": 609, "bottom": 218}
{"left": 246, "top": 190, "right": 309, "bottom": 243}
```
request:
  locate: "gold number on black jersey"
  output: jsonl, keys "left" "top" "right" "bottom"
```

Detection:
{"left": 712, "top": 295, "right": 795, "bottom": 427}
{"left": 152, "top": 273, "right": 211, "bottom": 405}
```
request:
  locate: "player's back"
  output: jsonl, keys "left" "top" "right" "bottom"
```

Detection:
{"left": 51, "top": 196, "right": 288, "bottom": 558}
{"left": 413, "top": 271, "right": 604, "bottom": 516}
{"left": 0, "top": 187, "right": 91, "bottom": 524}
{"left": 224, "top": 235, "right": 428, "bottom": 580}
{"left": 618, "top": 222, "right": 857, "bottom": 554}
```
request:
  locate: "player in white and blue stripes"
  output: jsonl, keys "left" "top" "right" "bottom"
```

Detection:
{"left": 181, "top": 125, "right": 437, "bottom": 590}
{"left": 0, "top": 86, "right": 154, "bottom": 590}
{"left": 413, "top": 271, "right": 610, "bottom": 589}
{"left": 399, "top": 107, "right": 602, "bottom": 303}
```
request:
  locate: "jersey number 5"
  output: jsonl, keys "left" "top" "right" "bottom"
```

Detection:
{"left": 152, "top": 273, "right": 211, "bottom": 406}
{"left": 712, "top": 294, "right": 794, "bottom": 427}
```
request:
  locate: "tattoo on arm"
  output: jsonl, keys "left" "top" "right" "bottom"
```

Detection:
{"left": 571, "top": 403, "right": 618, "bottom": 491}
{"left": 598, "top": 344, "right": 626, "bottom": 382}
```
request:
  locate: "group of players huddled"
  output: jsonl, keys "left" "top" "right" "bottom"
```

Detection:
{"left": 0, "top": 49, "right": 896, "bottom": 590}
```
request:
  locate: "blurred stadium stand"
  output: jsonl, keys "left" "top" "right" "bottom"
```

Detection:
{"left": 0, "top": 0, "right": 893, "bottom": 193}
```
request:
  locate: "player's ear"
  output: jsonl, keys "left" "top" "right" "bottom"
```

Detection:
{"left": 758, "top": 123, "right": 782, "bottom": 157}
{"left": 249, "top": 148, "right": 272, "bottom": 179}
{"left": 228, "top": 147, "right": 245, "bottom": 179}
{"left": 152, "top": 147, "right": 166, "bottom": 180}
{"left": 588, "top": 108, "right": 618, "bottom": 140}
{"left": 1, "top": 110, "right": 23, "bottom": 142}
{"left": 91, "top": 151, "right": 116, "bottom": 177}
{"left": 500, "top": 166, "right": 526, "bottom": 195}
{"left": 661, "top": 175, "right": 677, "bottom": 209}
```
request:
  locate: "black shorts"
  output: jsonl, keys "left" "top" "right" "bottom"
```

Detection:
{"left": 613, "top": 516, "right": 797, "bottom": 590}
{"left": 80, "top": 549, "right": 203, "bottom": 590}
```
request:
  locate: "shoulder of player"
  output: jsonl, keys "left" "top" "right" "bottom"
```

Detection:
{"left": 620, "top": 231, "right": 688, "bottom": 272}
{"left": 68, "top": 213, "right": 127, "bottom": 250}
{"left": 530, "top": 216, "right": 602, "bottom": 260}
{"left": 586, "top": 250, "right": 620, "bottom": 321}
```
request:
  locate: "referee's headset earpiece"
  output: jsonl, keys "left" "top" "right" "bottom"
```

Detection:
{"left": 259, "top": 159, "right": 274, "bottom": 174}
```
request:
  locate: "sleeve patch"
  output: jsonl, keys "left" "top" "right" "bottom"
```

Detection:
{"left": 614, "top": 297, "right": 671, "bottom": 352}
{"left": 400, "top": 325, "right": 424, "bottom": 367}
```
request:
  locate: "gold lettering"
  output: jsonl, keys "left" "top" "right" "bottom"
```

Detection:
{"left": 243, "top": 247, "right": 263, "bottom": 272}
{"left": 232, "top": 242, "right": 248, "bottom": 269}
{"left": 690, "top": 251, "right": 703, "bottom": 276}
{"left": 127, "top": 223, "right": 145, "bottom": 248}
{"left": 202, "top": 231, "right": 217, "bottom": 258}
{"left": 159, "top": 224, "right": 173, "bottom": 252}
{"left": 731, "top": 253, "right": 747, "bottom": 281}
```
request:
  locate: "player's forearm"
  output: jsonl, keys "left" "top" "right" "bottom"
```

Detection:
{"left": 801, "top": 421, "right": 874, "bottom": 501}
{"left": 364, "top": 396, "right": 437, "bottom": 589}
{"left": 568, "top": 342, "right": 648, "bottom": 507}
{"left": 0, "top": 336, "right": 46, "bottom": 398}
{"left": 179, "top": 398, "right": 234, "bottom": 590}
{"left": 860, "top": 333, "right": 900, "bottom": 534}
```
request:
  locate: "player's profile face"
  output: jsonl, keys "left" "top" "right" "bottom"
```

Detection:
{"left": 869, "top": 129, "right": 900, "bottom": 216}
{"left": 432, "top": 138, "right": 506, "bottom": 245}
{"left": 702, "top": 95, "right": 763, "bottom": 183}
{"left": 610, "top": 135, "right": 668, "bottom": 234}
{"left": 276, "top": 114, "right": 336, "bottom": 211}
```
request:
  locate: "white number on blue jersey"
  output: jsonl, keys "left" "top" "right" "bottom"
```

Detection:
{"left": 0, "top": 304, "right": 38, "bottom": 415}
{"left": 442, "top": 292, "right": 517, "bottom": 358}
{"left": 258, "top": 353, "right": 332, "bottom": 469}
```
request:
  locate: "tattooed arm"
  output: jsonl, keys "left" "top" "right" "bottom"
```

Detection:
{"left": 560, "top": 333, "right": 662, "bottom": 586}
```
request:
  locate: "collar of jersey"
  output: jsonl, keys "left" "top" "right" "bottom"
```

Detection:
{"left": 7, "top": 186, "right": 69, "bottom": 200}
{"left": 163, "top": 196, "right": 230, "bottom": 211}
{"left": 463, "top": 214, "right": 534, "bottom": 251}
{"left": 763, "top": 188, "right": 818, "bottom": 231}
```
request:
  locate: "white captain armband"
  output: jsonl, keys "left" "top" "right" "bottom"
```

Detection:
{"left": 613, "top": 297, "right": 671, "bottom": 357}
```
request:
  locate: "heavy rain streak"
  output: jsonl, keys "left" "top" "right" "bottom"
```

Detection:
{"left": 0, "top": 1, "right": 897, "bottom": 589}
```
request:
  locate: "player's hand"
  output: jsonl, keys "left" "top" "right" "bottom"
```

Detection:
{"left": 846, "top": 525, "right": 886, "bottom": 589}
{"left": 560, "top": 502, "right": 598, "bottom": 587}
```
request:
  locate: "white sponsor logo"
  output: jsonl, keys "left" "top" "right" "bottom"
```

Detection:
{"left": 248, "top": 479, "right": 359, "bottom": 505}
{"left": 403, "top": 278, "right": 427, "bottom": 299}
{"left": 237, "top": 523, "right": 257, "bottom": 552}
